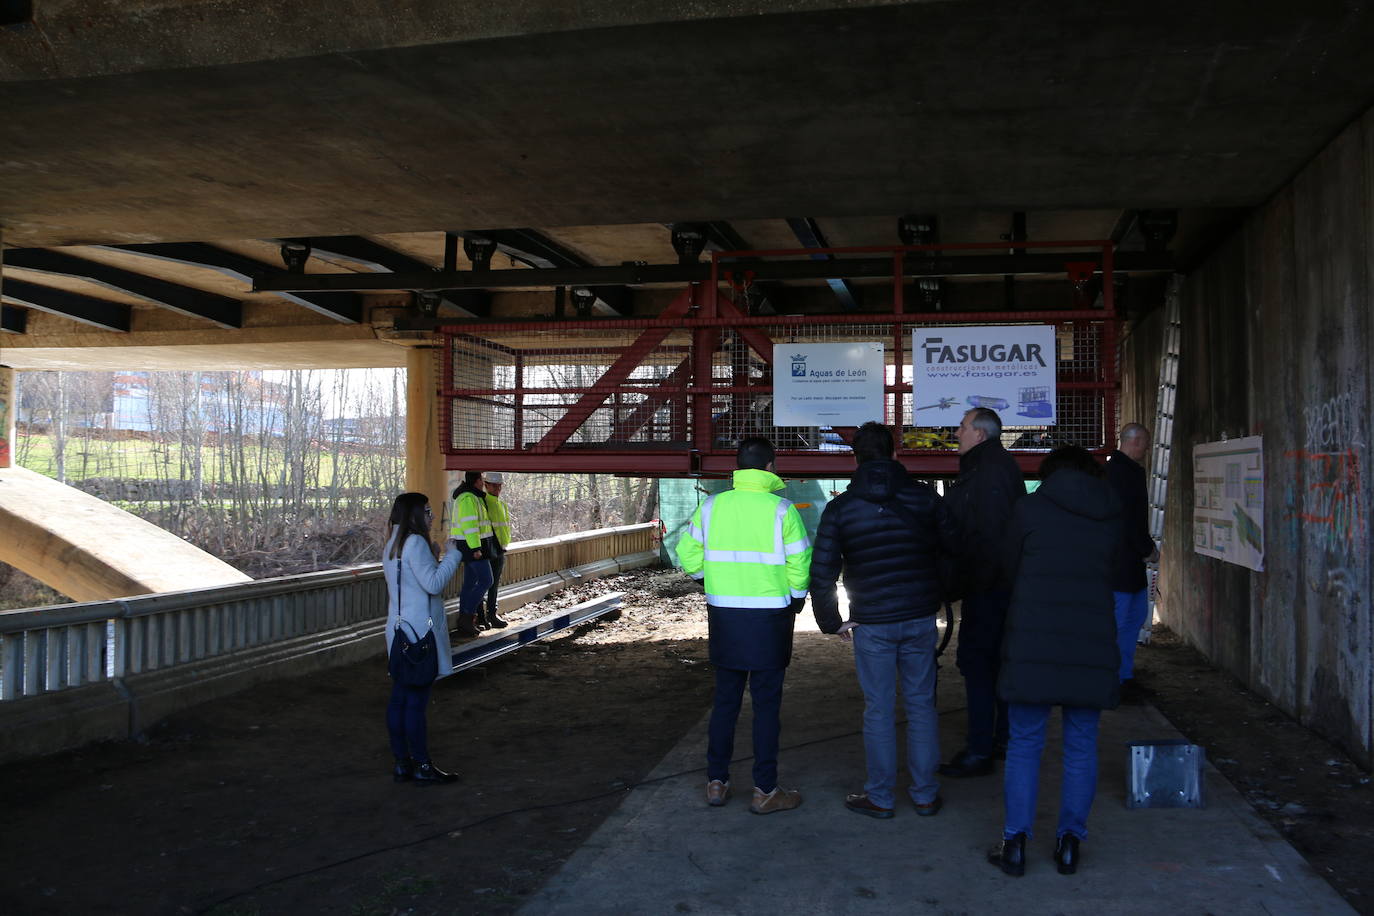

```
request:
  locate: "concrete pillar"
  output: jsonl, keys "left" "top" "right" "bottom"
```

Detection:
{"left": 405, "top": 346, "right": 449, "bottom": 539}
{"left": 0, "top": 366, "right": 14, "bottom": 469}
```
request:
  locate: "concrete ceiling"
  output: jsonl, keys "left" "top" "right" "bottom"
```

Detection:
{"left": 2, "top": 0, "right": 1373, "bottom": 367}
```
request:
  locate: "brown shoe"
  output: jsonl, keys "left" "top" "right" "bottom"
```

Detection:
{"left": 750, "top": 785, "right": 802, "bottom": 814}
{"left": 914, "top": 795, "right": 944, "bottom": 817}
{"left": 705, "top": 779, "right": 731, "bottom": 807}
{"left": 844, "top": 793, "right": 894, "bottom": 819}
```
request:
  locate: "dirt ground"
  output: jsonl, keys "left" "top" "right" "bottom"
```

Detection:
{"left": 1, "top": 567, "right": 1371, "bottom": 915}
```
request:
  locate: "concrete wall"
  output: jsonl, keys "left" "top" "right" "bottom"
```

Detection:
{"left": 1122, "top": 109, "right": 1374, "bottom": 766}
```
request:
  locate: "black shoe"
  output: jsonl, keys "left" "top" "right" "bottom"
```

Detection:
{"left": 987, "top": 833, "right": 1027, "bottom": 877}
{"left": 413, "top": 762, "right": 459, "bottom": 786}
{"left": 939, "top": 750, "right": 995, "bottom": 778}
{"left": 486, "top": 612, "right": 509, "bottom": 628}
{"left": 392, "top": 757, "right": 414, "bottom": 783}
{"left": 1054, "top": 834, "right": 1080, "bottom": 874}
{"left": 454, "top": 615, "right": 479, "bottom": 638}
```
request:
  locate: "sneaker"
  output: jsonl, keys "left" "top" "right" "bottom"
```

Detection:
{"left": 750, "top": 785, "right": 802, "bottom": 815}
{"left": 705, "top": 779, "right": 731, "bottom": 807}
{"left": 844, "top": 793, "right": 894, "bottom": 819}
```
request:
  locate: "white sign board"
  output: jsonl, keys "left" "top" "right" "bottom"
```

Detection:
{"left": 773, "top": 342, "right": 885, "bottom": 427}
{"left": 911, "top": 325, "right": 1057, "bottom": 426}
{"left": 1193, "top": 436, "right": 1264, "bottom": 572}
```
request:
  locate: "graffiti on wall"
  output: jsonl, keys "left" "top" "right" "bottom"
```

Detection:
{"left": 0, "top": 367, "right": 12, "bottom": 468}
{"left": 1287, "top": 388, "right": 1367, "bottom": 563}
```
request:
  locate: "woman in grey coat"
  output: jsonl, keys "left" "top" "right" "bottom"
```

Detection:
{"left": 383, "top": 492, "right": 463, "bottom": 785}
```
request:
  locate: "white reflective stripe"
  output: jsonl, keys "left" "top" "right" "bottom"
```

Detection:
{"left": 459, "top": 515, "right": 480, "bottom": 522}
{"left": 790, "top": 588, "right": 808, "bottom": 599}
{"left": 489, "top": 521, "right": 509, "bottom": 528}
{"left": 689, "top": 572, "right": 705, "bottom": 581}
{"left": 705, "top": 548, "right": 786, "bottom": 565}
{"left": 783, "top": 539, "right": 809, "bottom": 556}
{"left": 698, "top": 495, "right": 717, "bottom": 544}
{"left": 688, "top": 524, "right": 705, "bottom": 540}
{"left": 706, "top": 593, "right": 791, "bottom": 609}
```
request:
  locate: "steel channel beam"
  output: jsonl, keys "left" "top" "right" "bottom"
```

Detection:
{"left": 5, "top": 248, "right": 242, "bottom": 328}
{"left": 1, "top": 305, "right": 27, "bottom": 334}
{"left": 256, "top": 252, "right": 1171, "bottom": 293}
{"left": 1, "top": 278, "right": 130, "bottom": 331}
{"left": 282, "top": 236, "right": 485, "bottom": 317}
{"left": 785, "top": 217, "right": 861, "bottom": 311}
{"left": 103, "top": 243, "right": 362, "bottom": 323}
{"left": 450, "top": 592, "right": 622, "bottom": 674}
{"left": 461, "top": 228, "right": 629, "bottom": 316}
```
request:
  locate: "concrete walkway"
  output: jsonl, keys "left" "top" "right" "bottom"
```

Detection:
{"left": 523, "top": 614, "right": 1352, "bottom": 915}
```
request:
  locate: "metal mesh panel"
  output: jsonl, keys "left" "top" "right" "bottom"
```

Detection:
{"left": 442, "top": 317, "right": 1115, "bottom": 466}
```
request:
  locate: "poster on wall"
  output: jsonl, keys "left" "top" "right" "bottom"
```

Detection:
{"left": 772, "top": 342, "right": 885, "bottom": 427}
{"left": 910, "top": 325, "right": 1057, "bottom": 426}
{"left": 1193, "top": 436, "right": 1264, "bottom": 571}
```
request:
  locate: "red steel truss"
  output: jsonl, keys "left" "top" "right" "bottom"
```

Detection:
{"left": 438, "top": 241, "right": 1120, "bottom": 478}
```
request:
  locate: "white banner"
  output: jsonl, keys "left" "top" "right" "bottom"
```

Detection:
{"left": 773, "top": 342, "right": 885, "bottom": 427}
{"left": 1193, "top": 436, "right": 1264, "bottom": 572}
{"left": 911, "top": 325, "right": 1057, "bottom": 426}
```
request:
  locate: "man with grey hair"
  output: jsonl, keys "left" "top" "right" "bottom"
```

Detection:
{"left": 941, "top": 407, "right": 1024, "bottom": 777}
{"left": 1106, "top": 423, "right": 1157, "bottom": 700}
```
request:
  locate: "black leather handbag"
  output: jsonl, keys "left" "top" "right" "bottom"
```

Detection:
{"left": 387, "top": 560, "right": 438, "bottom": 686}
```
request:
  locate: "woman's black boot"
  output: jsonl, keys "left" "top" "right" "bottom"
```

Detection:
{"left": 1054, "top": 834, "right": 1081, "bottom": 875}
{"left": 987, "top": 832, "right": 1027, "bottom": 877}
{"left": 393, "top": 757, "right": 414, "bottom": 783}
{"left": 413, "top": 762, "right": 459, "bottom": 786}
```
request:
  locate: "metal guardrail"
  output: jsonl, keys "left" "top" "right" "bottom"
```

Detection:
{"left": 452, "top": 593, "right": 622, "bottom": 674}
{"left": 0, "top": 522, "right": 657, "bottom": 701}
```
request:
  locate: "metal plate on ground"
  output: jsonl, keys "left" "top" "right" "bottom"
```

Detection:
{"left": 1127, "top": 739, "right": 1206, "bottom": 809}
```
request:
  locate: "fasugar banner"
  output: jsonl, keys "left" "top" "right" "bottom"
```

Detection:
{"left": 911, "top": 325, "right": 1057, "bottom": 426}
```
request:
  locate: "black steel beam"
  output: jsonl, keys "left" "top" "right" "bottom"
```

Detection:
{"left": 785, "top": 218, "right": 861, "bottom": 311}
{"left": 282, "top": 236, "right": 485, "bottom": 317}
{"left": 702, "top": 222, "right": 750, "bottom": 253}
{"left": 256, "top": 252, "right": 1173, "bottom": 294}
{"left": 4, "top": 248, "right": 242, "bottom": 328}
{"left": 1, "top": 279, "right": 131, "bottom": 331}
{"left": 1, "top": 304, "right": 27, "bottom": 334}
{"left": 102, "top": 243, "right": 363, "bottom": 323}
{"left": 460, "top": 228, "right": 629, "bottom": 316}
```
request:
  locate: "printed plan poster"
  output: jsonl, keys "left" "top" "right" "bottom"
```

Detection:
{"left": 773, "top": 342, "right": 885, "bottom": 427}
{"left": 911, "top": 325, "right": 1057, "bottom": 426}
{"left": 1193, "top": 436, "right": 1264, "bottom": 571}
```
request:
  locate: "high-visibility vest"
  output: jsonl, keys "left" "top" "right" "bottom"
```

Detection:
{"left": 485, "top": 493, "right": 511, "bottom": 548}
{"left": 676, "top": 468, "right": 811, "bottom": 609}
{"left": 450, "top": 489, "right": 492, "bottom": 548}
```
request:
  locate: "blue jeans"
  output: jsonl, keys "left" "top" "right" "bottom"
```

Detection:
{"left": 1114, "top": 589, "right": 1149, "bottom": 680}
{"left": 485, "top": 549, "right": 505, "bottom": 618}
{"left": 852, "top": 617, "right": 940, "bottom": 807}
{"left": 707, "top": 667, "right": 784, "bottom": 793}
{"left": 459, "top": 557, "right": 493, "bottom": 617}
{"left": 955, "top": 590, "right": 1010, "bottom": 756}
{"left": 386, "top": 681, "right": 433, "bottom": 762}
{"left": 1003, "top": 703, "right": 1101, "bottom": 840}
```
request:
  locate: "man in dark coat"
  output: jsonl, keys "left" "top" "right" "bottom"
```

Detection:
{"left": 811, "top": 422, "right": 959, "bottom": 819}
{"left": 941, "top": 407, "right": 1024, "bottom": 777}
{"left": 987, "top": 446, "right": 1121, "bottom": 878}
{"left": 1106, "top": 423, "right": 1157, "bottom": 698}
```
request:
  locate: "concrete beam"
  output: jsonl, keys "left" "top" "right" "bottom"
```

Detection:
{"left": 0, "top": 465, "right": 251, "bottom": 601}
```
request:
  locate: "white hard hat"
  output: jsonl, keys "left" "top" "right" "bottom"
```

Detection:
{"left": 485, "top": 472, "right": 504, "bottom": 483}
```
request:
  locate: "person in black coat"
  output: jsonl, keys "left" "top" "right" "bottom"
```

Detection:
{"left": 987, "top": 446, "right": 1122, "bottom": 878}
{"left": 941, "top": 407, "right": 1025, "bottom": 777}
{"left": 1106, "top": 423, "right": 1158, "bottom": 697}
{"left": 811, "top": 422, "right": 959, "bottom": 818}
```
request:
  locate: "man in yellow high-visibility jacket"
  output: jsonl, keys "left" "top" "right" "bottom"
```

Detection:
{"left": 450, "top": 471, "right": 494, "bottom": 637}
{"left": 676, "top": 437, "right": 813, "bottom": 815}
{"left": 482, "top": 472, "right": 512, "bottom": 629}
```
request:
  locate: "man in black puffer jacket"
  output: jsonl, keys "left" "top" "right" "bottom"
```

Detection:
{"left": 811, "top": 422, "right": 959, "bottom": 819}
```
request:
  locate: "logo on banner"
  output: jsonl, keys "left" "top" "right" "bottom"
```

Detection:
{"left": 920, "top": 337, "right": 1047, "bottom": 367}
{"left": 791, "top": 354, "right": 808, "bottom": 378}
